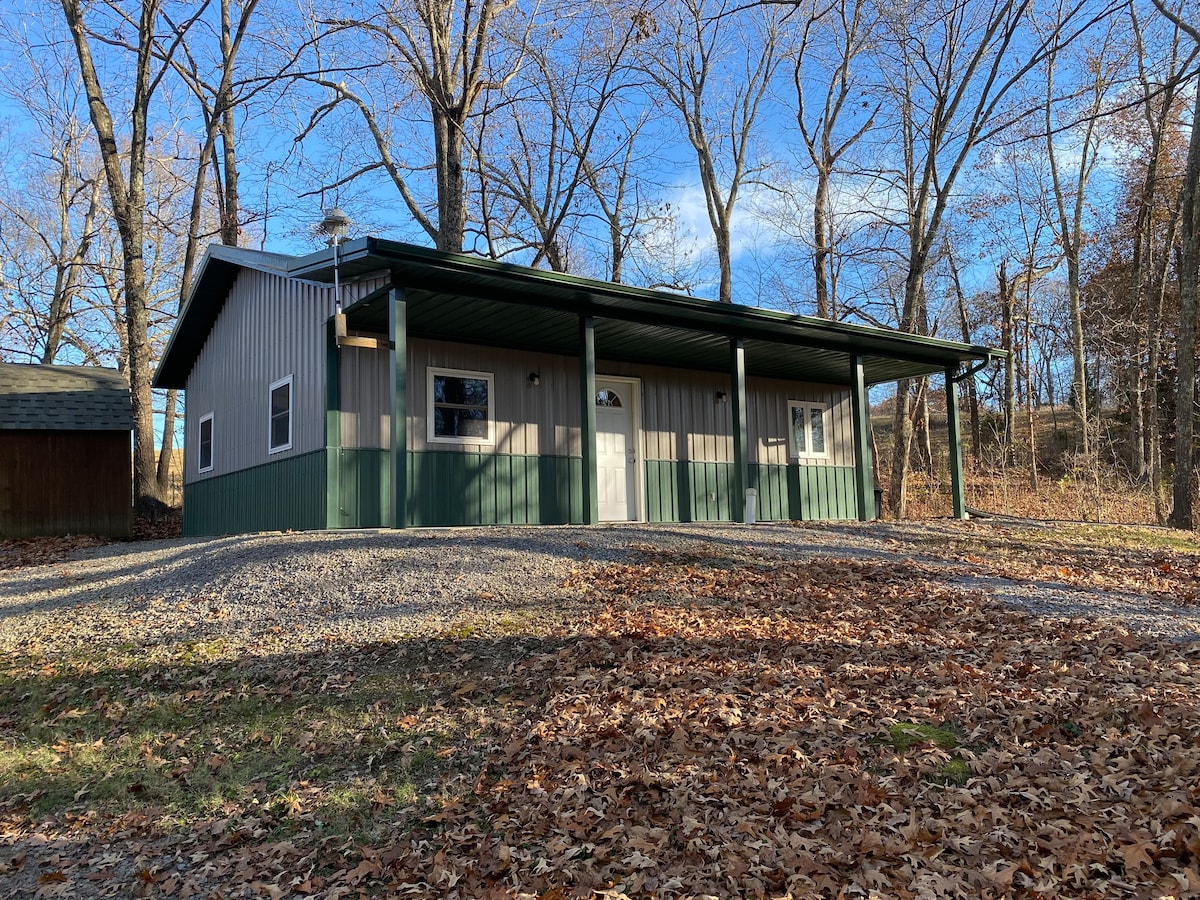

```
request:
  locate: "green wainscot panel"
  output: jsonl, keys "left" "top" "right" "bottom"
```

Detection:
{"left": 644, "top": 460, "right": 735, "bottom": 522}
{"left": 645, "top": 460, "right": 859, "bottom": 522}
{"left": 331, "top": 450, "right": 584, "bottom": 528}
{"left": 406, "top": 451, "right": 583, "bottom": 527}
{"left": 330, "top": 448, "right": 391, "bottom": 529}
{"left": 183, "top": 450, "right": 328, "bottom": 536}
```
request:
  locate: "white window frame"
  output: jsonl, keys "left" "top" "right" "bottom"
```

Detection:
{"left": 268, "top": 375, "right": 294, "bottom": 454}
{"left": 788, "top": 400, "right": 831, "bottom": 460}
{"left": 427, "top": 366, "right": 495, "bottom": 446}
{"left": 197, "top": 412, "right": 214, "bottom": 473}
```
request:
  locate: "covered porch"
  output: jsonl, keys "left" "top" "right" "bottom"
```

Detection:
{"left": 296, "top": 238, "right": 996, "bottom": 527}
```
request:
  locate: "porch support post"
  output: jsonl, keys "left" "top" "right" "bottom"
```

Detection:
{"left": 731, "top": 338, "right": 748, "bottom": 523}
{"left": 579, "top": 314, "right": 598, "bottom": 524}
{"left": 389, "top": 286, "right": 408, "bottom": 528}
{"left": 325, "top": 319, "right": 342, "bottom": 529}
{"left": 946, "top": 365, "right": 967, "bottom": 519}
{"left": 849, "top": 355, "right": 874, "bottom": 521}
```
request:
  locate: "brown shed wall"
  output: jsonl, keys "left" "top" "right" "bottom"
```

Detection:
{"left": 0, "top": 430, "right": 132, "bottom": 538}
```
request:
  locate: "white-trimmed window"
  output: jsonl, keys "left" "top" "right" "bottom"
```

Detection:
{"left": 428, "top": 367, "right": 493, "bottom": 445}
{"left": 198, "top": 412, "right": 214, "bottom": 473}
{"left": 269, "top": 375, "right": 293, "bottom": 453}
{"left": 789, "top": 401, "right": 830, "bottom": 459}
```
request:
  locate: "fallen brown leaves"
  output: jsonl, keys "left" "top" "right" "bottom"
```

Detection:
{"left": 373, "top": 553, "right": 1200, "bottom": 898}
{"left": 2, "top": 540, "right": 1199, "bottom": 898}
{"left": 908, "top": 522, "right": 1200, "bottom": 606}
{"left": 0, "top": 535, "right": 111, "bottom": 571}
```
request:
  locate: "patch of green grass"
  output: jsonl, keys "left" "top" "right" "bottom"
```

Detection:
{"left": 887, "top": 722, "right": 961, "bottom": 753}
{"left": 1066, "top": 524, "right": 1200, "bottom": 553}
{"left": 930, "top": 757, "right": 972, "bottom": 787}
{"left": 0, "top": 640, "right": 518, "bottom": 837}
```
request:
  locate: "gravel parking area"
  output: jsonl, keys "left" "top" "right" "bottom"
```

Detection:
{"left": 2, "top": 521, "right": 1198, "bottom": 653}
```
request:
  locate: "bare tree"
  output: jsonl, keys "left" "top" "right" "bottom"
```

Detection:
{"left": 876, "top": 0, "right": 1119, "bottom": 518}
{"left": 1150, "top": 0, "right": 1199, "bottom": 529}
{"left": 59, "top": 0, "right": 203, "bottom": 508}
{"left": 1041, "top": 16, "right": 1126, "bottom": 460}
{"left": 791, "top": 0, "right": 880, "bottom": 318}
{"left": 470, "top": 4, "right": 645, "bottom": 271}
{"left": 305, "top": 0, "right": 528, "bottom": 252}
{"left": 154, "top": 0, "right": 265, "bottom": 495}
{"left": 643, "top": 0, "right": 782, "bottom": 303}
{"left": 1122, "top": 4, "right": 1194, "bottom": 516}
{"left": 0, "top": 29, "right": 107, "bottom": 366}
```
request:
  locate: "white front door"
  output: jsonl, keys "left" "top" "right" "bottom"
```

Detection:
{"left": 595, "top": 378, "right": 639, "bottom": 522}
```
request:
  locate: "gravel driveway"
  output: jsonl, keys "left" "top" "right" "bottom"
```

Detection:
{"left": 2, "top": 521, "right": 1198, "bottom": 654}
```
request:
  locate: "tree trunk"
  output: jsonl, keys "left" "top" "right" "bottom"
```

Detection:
{"left": 61, "top": 0, "right": 163, "bottom": 508}
{"left": 998, "top": 261, "right": 1017, "bottom": 466}
{"left": 813, "top": 165, "right": 831, "bottom": 318}
{"left": 433, "top": 108, "right": 466, "bottom": 252}
{"left": 1170, "top": 86, "right": 1200, "bottom": 529}
{"left": 887, "top": 378, "right": 914, "bottom": 518}
{"left": 156, "top": 389, "right": 177, "bottom": 499}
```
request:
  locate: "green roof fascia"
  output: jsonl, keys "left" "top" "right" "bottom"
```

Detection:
{"left": 293, "top": 237, "right": 1001, "bottom": 376}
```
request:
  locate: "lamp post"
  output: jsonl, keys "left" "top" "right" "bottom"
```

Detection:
{"left": 319, "top": 208, "right": 351, "bottom": 341}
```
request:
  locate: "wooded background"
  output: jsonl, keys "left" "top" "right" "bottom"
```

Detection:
{"left": 0, "top": 0, "right": 1196, "bottom": 527}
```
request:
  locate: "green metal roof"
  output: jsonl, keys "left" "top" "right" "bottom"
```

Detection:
{"left": 0, "top": 363, "right": 132, "bottom": 431}
{"left": 156, "top": 237, "right": 999, "bottom": 389}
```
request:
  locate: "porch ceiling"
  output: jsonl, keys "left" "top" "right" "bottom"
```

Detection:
{"left": 345, "top": 287, "right": 965, "bottom": 386}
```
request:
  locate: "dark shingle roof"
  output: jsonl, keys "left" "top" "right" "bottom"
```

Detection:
{"left": 0, "top": 363, "right": 133, "bottom": 431}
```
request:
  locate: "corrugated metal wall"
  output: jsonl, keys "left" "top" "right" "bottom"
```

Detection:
{"left": 408, "top": 340, "right": 582, "bottom": 455}
{"left": 603, "top": 361, "right": 733, "bottom": 462}
{"left": 341, "top": 338, "right": 583, "bottom": 455}
{"left": 746, "top": 376, "right": 854, "bottom": 467}
{"left": 183, "top": 449, "right": 327, "bottom": 535}
{"left": 184, "top": 271, "right": 390, "bottom": 483}
{"left": 340, "top": 346, "right": 391, "bottom": 449}
{"left": 184, "top": 269, "right": 330, "bottom": 483}
{"left": 340, "top": 342, "right": 855, "bottom": 468}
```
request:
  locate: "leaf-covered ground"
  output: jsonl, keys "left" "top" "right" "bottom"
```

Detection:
{"left": 1, "top": 525, "right": 1199, "bottom": 898}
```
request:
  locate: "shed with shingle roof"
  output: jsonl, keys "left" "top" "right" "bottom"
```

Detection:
{"left": 0, "top": 363, "right": 133, "bottom": 538}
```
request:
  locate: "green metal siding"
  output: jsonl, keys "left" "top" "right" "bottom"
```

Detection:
{"left": 644, "top": 460, "right": 734, "bottom": 522}
{"left": 186, "top": 451, "right": 858, "bottom": 534}
{"left": 331, "top": 450, "right": 584, "bottom": 528}
{"left": 406, "top": 451, "right": 582, "bottom": 526}
{"left": 645, "top": 459, "right": 858, "bottom": 523}
{"left": 183, "top": 450, "right": 327, "bottom": 536}
{"left": 333, "top": 448, "right": 391, "bottom": 528}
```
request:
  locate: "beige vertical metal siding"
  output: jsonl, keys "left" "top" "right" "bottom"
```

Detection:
{"left": 407, "top": 339, "right": 583, "bottom": 455}
{"left": 602, "top": 360, "right": 734, "bottom": 463}
{"left": 336, "top": 339, "right": 854, "bottom": 468}
{"left": 746, "top": 376, "right": 854, "bottom": 467}
{"left": 184, "top": 269, "right": 332, "bottom": 482}
{"left": 340, "top": 346, "right": 391, "bottom": 448}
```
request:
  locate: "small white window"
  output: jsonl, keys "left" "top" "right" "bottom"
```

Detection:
{"left": 269, "top": 375, "right": 293, "bottom": 453}
{"left": 198, "top": 412, "right": 214, "bottom": 473}
{"left": 789, "top": 401, "right": 830, "bottom": 459}
{"left": 428, "top": 367, "right": 493, "bottom": 445}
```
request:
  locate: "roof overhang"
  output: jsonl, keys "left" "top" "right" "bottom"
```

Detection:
{"left": 154, "top": 246, "right": 293, "bottom": 388}
{"left": 156, "top": 237, "right": 1001, "bottom": 389}
{"left": 298, "top": 238, "right": 998, "bottom": 386}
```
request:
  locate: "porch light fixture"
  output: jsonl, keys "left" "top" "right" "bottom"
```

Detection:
{"left": 715, "top": 390, "right": 728, "bottom": 402}
{"left": 528, "top": 372, "right": 541, "bottom": 385}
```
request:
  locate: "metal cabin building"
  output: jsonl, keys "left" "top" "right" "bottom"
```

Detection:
{"left": 154, "top": 239, "right": 996, "bottom": 536}
{"left": 0, "top": 363, "right": 134, "bottom": 539}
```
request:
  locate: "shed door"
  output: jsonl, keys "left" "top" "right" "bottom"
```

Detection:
{"left": 595, "top": 379, "right": 639, "bottom": 522}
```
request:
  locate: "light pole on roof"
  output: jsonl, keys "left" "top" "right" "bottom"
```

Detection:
{"left": 319, "top": 207, "right": 351, "bottom": 339}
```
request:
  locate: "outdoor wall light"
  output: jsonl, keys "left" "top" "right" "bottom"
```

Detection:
{"left": 715, "top": 390, "right": 728, "bottom": 402}
{"left": 528, "top": 372, "right": 541, "bottom": 385}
